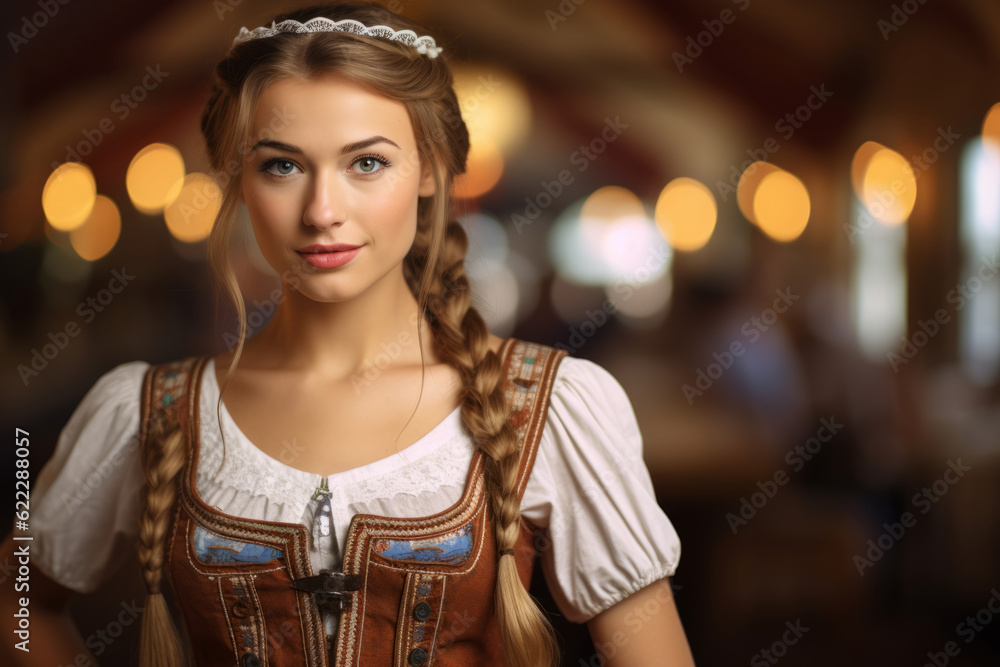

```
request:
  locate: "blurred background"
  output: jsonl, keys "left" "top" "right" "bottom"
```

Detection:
{"left": 2, "top": 0, "right": 1000, "bottom": 664}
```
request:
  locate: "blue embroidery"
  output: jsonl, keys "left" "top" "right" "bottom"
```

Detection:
{"left": 376, "top": 522, "right": 473, "bottom": 565}
{"left": 192, "top": 524, "right": 284, "bottom": 565}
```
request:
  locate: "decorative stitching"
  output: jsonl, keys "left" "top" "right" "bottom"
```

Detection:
{"left": 183, "top": 508, "right": 288, "bottom": 578}
{"left": 368, "top": 509, "right": 487, "bottom": 576}
{"left": 375, "top": 521, "right": 473, "bottom": 565}
{"left": 427, "top": 575, "right": 446, "bottom": 663}
{"left": 217, "top": 576, "right": 239, "bottom": 662}
{"left": 393, "top": 574, "right": 417, "bottom": 666}
{"left": 190, "top": 521, "right": 285, "bottom": 566}
{"left": 242, "top": 574, "right": 268, "bottom": 666}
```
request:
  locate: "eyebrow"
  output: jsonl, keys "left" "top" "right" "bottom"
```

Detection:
{"left": 250, "top": 135, "right": 400, "bottom": 155}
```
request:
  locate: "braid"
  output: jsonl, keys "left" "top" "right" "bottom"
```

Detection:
{"left": 422, "top": 220, "right": 559, "bottom": 667}
{"left": 135, "top": 415, "right": 188, "bottom": 666}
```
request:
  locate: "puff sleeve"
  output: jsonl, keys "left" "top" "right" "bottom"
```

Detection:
{"left": 15, "top": 361, "right": 150, "bottom": 594}
{"left": 520, "top": 356, "right": 681, "bottom": 623}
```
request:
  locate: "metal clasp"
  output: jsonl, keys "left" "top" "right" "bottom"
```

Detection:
{"left": 290, "top": 569, "right": 362, "bottom": 613}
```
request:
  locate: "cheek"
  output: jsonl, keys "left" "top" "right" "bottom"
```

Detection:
{"left": 242, "top": 184, "right": 293, "bottom": 257}
{"left": 244, "top": 193, "right": 288, "bottom": 273}
{"left": 367, "top": 178, "right": 420, "bottom": 241}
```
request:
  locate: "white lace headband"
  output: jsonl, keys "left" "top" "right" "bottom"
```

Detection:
{"left": 232, "top": 17, "right": 443, "bottom": 58}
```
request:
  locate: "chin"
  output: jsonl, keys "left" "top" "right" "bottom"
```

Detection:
{"left": 298, "top": 282, "right": 366, "bottom": 303}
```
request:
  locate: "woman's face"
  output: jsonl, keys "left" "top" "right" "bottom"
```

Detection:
{"left": 241, "top": 73, "right": 436, "bottom": 302}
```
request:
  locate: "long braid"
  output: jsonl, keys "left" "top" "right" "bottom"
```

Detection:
{"left": 135, "top": 415, "right": 188, "bottom": 666}
{"left": 420, "top": 219, "right": 560, "bottom": 667}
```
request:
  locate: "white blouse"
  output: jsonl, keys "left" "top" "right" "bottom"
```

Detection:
{"left": 23, "top": 353, "right": 681, "bottom": 628}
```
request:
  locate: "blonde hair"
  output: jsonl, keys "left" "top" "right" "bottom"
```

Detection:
{"left": 135, "top": 2, "right": 559, "bottom": 665}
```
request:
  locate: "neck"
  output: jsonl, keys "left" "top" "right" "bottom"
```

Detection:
{"left": 240, "top": 263, "right": 431, "bottom": 379}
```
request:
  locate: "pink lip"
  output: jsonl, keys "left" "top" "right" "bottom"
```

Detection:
{"left": 295, "top": 245, "right": 364, "bottom": 269}
{"left": 297, "top": 243, "right": 362, "bottom": 253}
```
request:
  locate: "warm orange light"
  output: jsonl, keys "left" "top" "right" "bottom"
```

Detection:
{"left": 42, "top": 162, "right": 97, "bottom": 231}
{"left": 752, "top": 170, "right": 811, "bottom": 242}
{"left": 451, "top": 64, "right": 532, "bottom": 154}
{"left": 581, "top": 186, "right": 646, "bottom": 222}
{"left": 983, "top": 102, "right": 1000, "bottom": 148}
{"left": 851, "top": 141, "right": 884, "bottom": 197}
{"left": 126, "top": 143, "right": 185, "bottom": 214}
{"left": 654, "top": 178, "right": 717, "bottom": 251}
{"left": 861, "top": 148, "right": 917, "bottom": 225}
{"left": 164, "top": 173, "right": 222, "bottom": 242}
{"left": 453, "top": 138, "right": 504, "bottom": 199}
{"left": 736, "top": 161, "right": 778, "bottom": 225}
{"left": 70, "top": 195, "right": 121, "bottom": 261}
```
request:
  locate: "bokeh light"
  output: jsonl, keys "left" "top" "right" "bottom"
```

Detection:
{"left": 861, "top": 148, "right": 917, "bottom": 225}
{"left": 983, "top": 102, "right": 1000, "bottom": 148}
{"left": 550, "top": 194, "right": 671, "bottom": 287}
{"left": 738, "top": 162, "right": 811, "bottom": 241}
{"left": 164, "top": 173, "right": 222, "bottom": 243}
{"left": 451, "top": 64, "right": 531, "bottom": 154}
{"left": 736, "top": 160, "right": 776, "bottom": 225}
{"left": 753, "top": 169, "right": 811, "bottom": 241}
{"left": 42, "top": 162, "right": 97, "bottom": 231}
{"left": 70, "top": 195, "right": 121, "bottom": 261}
{"left": 453, "top": 138, "right": 505, "bottom": 199}
{"left": 851, "top": 142, "right": 917, "bottom": 225}
{"left": 654, "top": 177, "right": 717, "bottom": 251}
{"left": 581, "top": 185, "right": 646, "bottom": 222}
{"left": 126, "top": 143, "right": 185, "bottom": 214}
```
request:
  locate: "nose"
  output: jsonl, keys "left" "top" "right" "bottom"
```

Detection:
{"left": 302, "top": 168, "right": 346, "bottom": 230}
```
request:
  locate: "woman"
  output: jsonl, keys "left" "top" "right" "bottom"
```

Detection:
{"left": 0, "top": 2, "right": 694, "bottom": 665}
